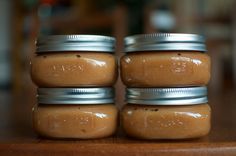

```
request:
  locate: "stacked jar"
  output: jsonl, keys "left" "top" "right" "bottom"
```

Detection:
{"left": 30, "top": 35, "right": 118, "bottom": 139}
{"left": 120, "top": 33, "right": 211, "bottom": 139}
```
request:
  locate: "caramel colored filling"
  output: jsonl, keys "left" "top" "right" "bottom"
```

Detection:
{"left": 121, "top": 104, "right": 211, "bottom": 139}
{"left": 121, "top": 52, "right": 211, "bottom": 87}
{"left": 31, "top": 52, "right": 117, "bottom": 87}
{"left": 32, "top": 104, "right": 118, "bottom": 139}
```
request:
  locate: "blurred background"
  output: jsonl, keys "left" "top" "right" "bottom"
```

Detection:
{"left": 0, "top": 0, "right": 236, "bottom": 140}
{"left": 0, "top": 0, "right": 236, "bottom": 97}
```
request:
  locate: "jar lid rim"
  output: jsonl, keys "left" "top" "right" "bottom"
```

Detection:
{"left": 126, "top": 87, "right": 208, "bottom": 105}
{"left": 124, "top": 33, "right": 206, "bottom": 52}
{"left": 37, "top": 88, "right": 115, "bottom": 105}
{"left": 36, "top": 35, "right": 115, "bottom": 53}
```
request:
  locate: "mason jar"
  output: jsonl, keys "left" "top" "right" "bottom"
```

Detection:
{"left": 121, "top": 33, "right": 211, "bottom": 87}
{"left": 32, "top": 88, "right": 118, "bottom": 139}
{"left": 31, "top": 35, "right": 117, "bottom": 87}
{"left": 121, "top": 87, "right": 211, "bottom": 139}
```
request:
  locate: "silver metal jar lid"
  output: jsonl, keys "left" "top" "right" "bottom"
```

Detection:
{"left": 36, "top": 35, "right": 115, "bottom": 53}
{"left": 37, "top": 88, "right": 114, "bottom": 105}
{"left": 124, "top": 33, "right": 206, "bottom": 52}
{"left": 126, "top": 87, "right": 208, "bottom": 105}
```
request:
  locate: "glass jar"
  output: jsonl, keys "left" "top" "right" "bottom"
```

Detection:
{"left": 31, "top": 35, "right": 117, "bottom": 87}
{"left": 121, "top": 87, "right": 211, "bottom": 139}
{"left": 32, "top": 88, "right": 118, "bottom": 139}
{"left": 121, "top": 33, "right": 211, "bottom": 87}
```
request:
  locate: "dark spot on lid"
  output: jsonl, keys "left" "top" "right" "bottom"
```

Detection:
{"left": 43, "top": 55, "right": 47, "bottom": 58}
{"left": 76, "top": 55, "right": 81, "bottom": 58}
{"left": 178, "top": 53, "right": 181, "bottom": 56}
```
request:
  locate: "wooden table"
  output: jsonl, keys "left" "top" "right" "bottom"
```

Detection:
{"left": 0, "top": 88, "right": 236, "bottom": 156}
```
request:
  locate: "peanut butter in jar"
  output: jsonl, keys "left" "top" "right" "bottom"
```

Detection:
{"left": 121, "top": 87, "right": 211, "bottom": 139}
{"left": 33, "top": 88, "right": 118, "bottom": 139}
{"left": 31, "top": 35, "right": 117, "bottom": 87}
{"left": 121, "top": 33, "right": 211, "bottom": 87}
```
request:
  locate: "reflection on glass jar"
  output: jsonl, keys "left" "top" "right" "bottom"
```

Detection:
{"left": 33, "top": 104, "right": 118, "bottom": 139}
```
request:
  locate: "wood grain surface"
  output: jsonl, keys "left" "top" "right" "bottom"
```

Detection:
{"left": 0, "top": 87, "right": 236, "bottom": 156}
